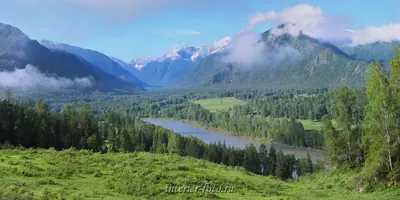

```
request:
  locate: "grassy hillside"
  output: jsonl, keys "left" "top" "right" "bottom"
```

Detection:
{"left": 194, "top": 97, "right": 245, "bottom": 112}
{"left": 1, "top": 148, "right": 398, "bottom": 200}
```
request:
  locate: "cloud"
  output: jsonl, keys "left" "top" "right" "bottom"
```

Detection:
{"left": 15, "top": 0, "right": 194, "bottom": 19}
{"left": 248, "top": 11, "right": 277, "bottom": 29}
{"left": 177, "top": 30, "right": 201, "bottom": 35}
{"left": 222, "top": 31, "right": 265, "bottom": 66}
{"left": 135, "top": 64, "right": 145, "bottom": 71}
{"left": 222, "top": 31, "right": 300, "bottom": 68}
{"left": 342, "top": 29, "right": 355, "bottom": 33}
{"left": 65, "top": 0, "right": 188, "bottom": 19}
{"left": 40, "top": 27, "right": 52, "bottom": 34}
{"left": 0, "top": 65, "right": 95, "bottom": 90}
{"left": 350, "top": 24, "right": 400, "bottom": 45}
{"left": 249, "top": 4, "right": 352, "bottom": 42}
{"left": 160, "top": 30, "right": 201, "bottom": 37}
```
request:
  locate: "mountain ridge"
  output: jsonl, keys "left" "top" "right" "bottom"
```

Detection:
{"left": 184, "top": 30, "right": 369, "bottom": 89}
{"left": 40, "top": 40, "right": 146, "bottom": 86}
{"left": 0, "top": 22, "right": 144, "bottom": 92}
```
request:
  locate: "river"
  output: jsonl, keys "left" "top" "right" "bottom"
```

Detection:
{"left": 143, "top": 118, "right": 326, "bottom": 163}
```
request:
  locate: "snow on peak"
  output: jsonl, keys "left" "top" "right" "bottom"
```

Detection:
{"left": 128, "top": 36, "right": 233, "bottom": 67}
{"left": 135, "top": 64, "right": 145, "bottom": 71}
{"left": 129, "top": 56, "right": 155, "bottom": 71}
{"left": 130, "top": 56, "right": 155, "bottom": 64}
{"left": 211, "top": 37, "right": 232, "bottom": 54}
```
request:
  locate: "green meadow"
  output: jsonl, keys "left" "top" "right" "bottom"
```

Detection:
{"left": 194, "top": 97, "right": 245, "bottom": 112}
{"left": 1, "top": 148, "right": 398, "bottom": 200}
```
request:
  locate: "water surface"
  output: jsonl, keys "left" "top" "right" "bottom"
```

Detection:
{"left": 143, "top": 118, "right": 326, "bottom": 162}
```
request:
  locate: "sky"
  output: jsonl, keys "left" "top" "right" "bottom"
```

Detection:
{"left": 1, "top": 0, "right": 399, "bottom": 61}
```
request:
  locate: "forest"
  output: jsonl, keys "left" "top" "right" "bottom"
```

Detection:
{"left": 1, "top": 45, "right": 400, "bottom": 198}
{"left": 0, "top": 89, "right": 318, "bottom": 180}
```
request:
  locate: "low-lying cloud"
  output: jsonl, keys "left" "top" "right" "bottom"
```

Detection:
{"left": 222, "top": 31, "right": 301, "bottom": 68}
{"left": 222, "top": 31, "right": 266, "bottom": 67}
{"left": 0, "top": 64, "right": 95, "bottom": 90}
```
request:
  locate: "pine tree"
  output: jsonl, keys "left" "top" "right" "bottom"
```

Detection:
{"left": 167, "top": 133, "right": 181, "bottom": 155}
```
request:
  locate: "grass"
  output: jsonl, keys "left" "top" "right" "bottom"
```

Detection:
{"left": 194, "top": 97, "right": 245, "bottom": 112}
{"left": 1, "top": 148, "right": 399, "bottom": 199}
{"left": 297, "top": 119, "right": 324, "bottom": 131}
{"left": 265, "top": 116, "right": 338, "bottom": 131}
{"left": 194, "top": 97, "right": 333, "bottom": 131}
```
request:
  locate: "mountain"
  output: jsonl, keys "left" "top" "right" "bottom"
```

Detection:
{"left": 115, "top": 56, "right": 155, "bottom": 76}
{"left": 0, "top": 23, "right": 144, "bottom": 92}
{"left": 133, "top": 47, "right": 198, "bottom": 87}
{"left": 185, "top": 29, "right": 369, "bottom": 89}
{"left": 40, "top": 40, "right": 145, "bottom": 86}
{"left": 121, "top": 38, "right": 233, "bottom": 87}
{"left": 340, "top": 41, "right": 400, "bottom": 65}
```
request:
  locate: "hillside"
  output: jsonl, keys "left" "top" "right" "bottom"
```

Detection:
{"left": 186, "top": 31, "right": 369, "bottom": 89}
{"left": 340, "top": 41, "right": 400, "bottom": 65}
{"left": 0, "top": 23, "right": 144, "bottom": 92}
{"left": 1, "top": 148, "right": 398, "bottom": 200}
{"left": 40, "top": 40, "right": 145, "bottom": 86}
{"left": 132, "top": 47, "right": 199, "bottom": 87}
{"left": 122, "top": 40, "right": 232, "bottom": 88}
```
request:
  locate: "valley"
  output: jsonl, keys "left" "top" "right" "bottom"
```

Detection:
{"left": 1, "top": 2, "right": 400, "bottom": 199}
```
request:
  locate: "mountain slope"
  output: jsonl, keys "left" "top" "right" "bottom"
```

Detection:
{"left": 121, "top": 38, "right": 232, "bottom": 88}
{"left": 113, "top": 56, "right": 155, "bottom": 77}
{"left": 130, "top": 47, "right": 202, "bottom": 87}
{"left": 0, "top": 23, "right": 144, "bottom": 92}
{"left": 40, "top": 40, "right": 145, "bottom": 86}
{"left": 340, "top": 41, "right": 400, "bottom": 65}
{"left": 187, "top": 30, "right": 368, "bottom": 89}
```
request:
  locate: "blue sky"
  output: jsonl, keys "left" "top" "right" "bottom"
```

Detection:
{"left": 1, "top": 0, "right": 399, "bottom": 61}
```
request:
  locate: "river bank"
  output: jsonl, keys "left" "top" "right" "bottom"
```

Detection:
{"left": 142, "top": 118, "right": 327, "bottom": 162}
{"left": 143, "top": 117, "right": 324, "bottom": 152}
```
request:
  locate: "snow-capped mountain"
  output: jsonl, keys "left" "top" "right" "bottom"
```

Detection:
{"left": 129, "top": 56, "right": 155, "bottom": 71}
{"left": 158, "top": 37, "right": 233, "bottom": 62}
{"left": 113, "top": 37, "right": 233, "bottom": 87}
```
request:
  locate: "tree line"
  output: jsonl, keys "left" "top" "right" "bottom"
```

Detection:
{"left": 323, "top": 46, "right": 400, "bottom": 187}
{"left": 0, "top": 90, "right": 318, "bottom": 180}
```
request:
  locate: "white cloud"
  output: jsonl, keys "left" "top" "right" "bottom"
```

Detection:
{"left": 16, "top": 0, "right": 192, "bottom": 19}
{"left": 248, "top": 11, "right": 277, "bottom": 29}
{"left": 342, "top": 29, "right": 355, "bottom": 33}
{"left": 177, "top": 30, "right": 201, "bottom": 35}
{"left": 222, "top": 31, "right": 300, "bottom": 68}
{"left": 135, "top": 64, "right": 145, "bottom": 71}
{"left": 222, "top": 31, "right": 265, "bottom": 66}
{"left": 40, "top": 27, "right": 52, "bottom": 33}
{"left": 350, "top": 24, "right": 400, "bottom": 45}
{"left": 65, "top": 0, "right": 187, "bottom": 18}
{"left": 0, "top": 65, "right": 95, "bottom": 90}
{"left": 249, "top": 4, "right": 351, "bottom": 42}
{"left": 161, "top": 30, "right": 201, "bottom": 37}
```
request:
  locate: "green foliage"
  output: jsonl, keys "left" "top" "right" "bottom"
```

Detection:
{"left": 363, "top": 46, "right": 400, "bottom": 185}
{"left": 322, "top": 46, "right": 400, "bottom": 187}
{"left": 188, "top": 31, "right": 368, "bottom": 90}
{"left": 0, "top": 148, "right": 398, "bottom": 200}
{"left": 341, "top": 41, "right": 400, "bottom": 65}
